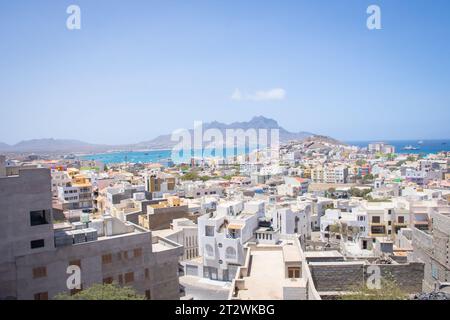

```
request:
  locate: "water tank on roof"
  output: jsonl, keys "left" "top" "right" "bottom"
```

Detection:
{"left": 80, "top": 212, "right": 90, "bottom": 224}
{"left": 133, "top": 192, "right": 146, "bottom": 201}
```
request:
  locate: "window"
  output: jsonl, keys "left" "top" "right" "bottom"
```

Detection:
{"left": 30, "top": 210, "right": 49, "bottom": 226}
{"left": 225, "top": 247, "right": 237, "bottom": 259}
{"left": 431, "top": 264, "right": 439, "bottom": 280}
{"left": 145, "top": 268, "right": 149, "bottom": 280}
{"left": 69, "top": 259, "right": 81, "bottom": 268}
{"left": 33, "top": 266, "right": 47, "bottom": 279}
{"left": 288, "top": 267, "right": 301, "bottom": 278}
{"left": 34, "top": 292, "right": 48, "bottom": 300}
{"left": 70, "top": 285, "right": 83, "bottom": 295}
{"left": 102, "top": 254, "right": 112, "bottom": 264}
{"left": 124, "top": 272, "right": 134, "bottom": 284}
{"left": 30, "top": 239, "right": 45, "bottom": 249}
{"left": 103, "top": 277, "right": 113, "bottom": 284}
{"left": 205, "top": 226, "right": 214, "bottom": 237}
{"left": 205, "top": 244, "right": 214, "bottom": 257}
{"left": 371, "top": 216, "right": 381, "bottom": 224}
{"left": 398, "top": 216, "right": 405, "bottom": 224}
{"left": 371, "top": 226, "right": 386, "bottom": 235}
{"left": 134, "top": 248, "right": 142, "bottom": 258}
{"left": 118, "top": 274, "right": 123, "bottom": 285}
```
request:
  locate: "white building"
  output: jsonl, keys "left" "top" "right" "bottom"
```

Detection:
{"left": 193, "top": 200, "right": 261, "bottom": 281}
{"left": 51, "top": 170, "right": 71, "bottom": 197}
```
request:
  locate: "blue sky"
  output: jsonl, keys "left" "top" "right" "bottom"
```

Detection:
{"left": 0, "top": 0, "right": 449, "bottom": 144}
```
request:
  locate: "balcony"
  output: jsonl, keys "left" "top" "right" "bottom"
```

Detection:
{"left": 370, "top": 225, "right": 386, "bottom": 236}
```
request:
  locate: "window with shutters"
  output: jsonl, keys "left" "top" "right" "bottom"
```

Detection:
{"left": 69, "top": 259, "right": 81, "bottom": 268}
{"left": 124, "top": 272, "right": 134, "bottom": 284}
{"left": 134, "top": 248, "right": 142, "bottom": 258}
{"left": 288, "top": 267, "right": 301, "bottom": 279}
{"left": 34, "top": 292, "right": 48, "bottom": 300}
{"left": 70, "top": 285, "right": 83, "bottom": 296}
{"left": 33, "top": 266, "right": 47, "bottom": 279}
{"left": 103, "top": 277, "right": 113, "bottom": 284}
{"left": 102, "top": 254, "right": 112, "bottom": 264}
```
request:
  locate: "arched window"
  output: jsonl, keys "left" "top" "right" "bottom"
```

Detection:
{"left": 205, "top": 244, "right": 214, "bottom": 257}
{"left": 225, "top": 247, "right": 236, "bottom": 259}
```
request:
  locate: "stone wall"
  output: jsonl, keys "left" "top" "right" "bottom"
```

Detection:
{"left": 309, "top": 261, "right": 424, "bottom": 294}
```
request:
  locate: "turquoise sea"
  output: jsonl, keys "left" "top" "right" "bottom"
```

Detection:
{"left": 347, "top": 139, "right": 450, "bottom": 155}
{"left": 81, "top": 140, "right": 450, "bottom": 164}
{"left": 80, "top": 147, "right": 253, "bottom": 165}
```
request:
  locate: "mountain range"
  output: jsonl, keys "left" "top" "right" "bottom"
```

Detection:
{"left": 0, "top": 116, "right": 334, "bottom": 153}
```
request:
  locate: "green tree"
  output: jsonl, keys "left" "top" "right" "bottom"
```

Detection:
{"left": 181, "top": 171, "right": 199, "bottom": 181}
{"left": 341, "top": 278, "right": 408, "bottom": 300}
{"left": 362, "top": 173, "right": 374, "bottom": 183}
{"left": 349, "top": 187, "right": 372, "bottom": 198}
{"left": 329, "top": 223, "right": 341, "bottom": 241}
{"left": 199, "top": 175, "right": 212, "bottom": 182}
{"left": 396, "top": 160, "right": 406, "bottom": 167}
{"left": 54, "top": 283, "right": 145, "bottom": 300}
{"left": 386, "top": 153, "right": 396, "bottom": 161}
{"left": 356, "top": 159, "right": 367, "bottom": 166}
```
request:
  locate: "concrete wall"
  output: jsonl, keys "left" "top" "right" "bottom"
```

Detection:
{"left": 309, "top": 261, "right": 424, "bottom": 294}
{"left": 147, "top": 205, "right": 193, "bottom": 230}
{"left": 12, "top": 233, "right": 182, "bottom": 300}
{"left": 0, "top": 155, "right": 6, "bottom": 177}
{"left": 0, "top": 168, "right": 183, "bottom": 300}
{"left": 410, "top": 214, "right": 450, "bottom": 292}
{"left": 0, "top": 168, "right": 54, "bottom": 262}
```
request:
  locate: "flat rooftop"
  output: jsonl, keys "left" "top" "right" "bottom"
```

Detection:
{"left": 304, "top": 250, "right": 344, "bottom": 259}
{"left": 236, "top": 242, "right": 303, "bottom": 300}
{"left": 238, "top": 249, "right": 286, "bottom": 300}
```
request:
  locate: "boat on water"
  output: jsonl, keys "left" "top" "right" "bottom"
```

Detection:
{"left": 402, "top": 145, "right": 420, "bottom": 150}
{"left": 418, "top": 140, "right": 424, "bottom": 144}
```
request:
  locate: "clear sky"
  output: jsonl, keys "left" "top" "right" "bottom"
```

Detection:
{"left": 1, "top": 0, "right": 449, "bottom": 145}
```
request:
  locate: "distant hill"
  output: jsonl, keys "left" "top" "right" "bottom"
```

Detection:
{"left": 0, "top": 139, "right": 110, "bottom": 153}
{"left": 0, "top": 142, "right": 11, "bottom": 151}
{"left": 135, "top": 116, "right": 315, "bottom": 149}
{"left": 0, "top": 117, "right": 341, "bottom": 154}
{"left": 301, "top": 135, "right": 346, "bottom": 146}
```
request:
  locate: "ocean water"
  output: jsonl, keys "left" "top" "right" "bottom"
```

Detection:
{"left": 347, "top": 140, "right": 450, "bottom": 155}
{"left": 81, "top": 140, "right": 450, "bottom": 164}
{"left": 80, "top": 147, "right": 253, "bottom": 164}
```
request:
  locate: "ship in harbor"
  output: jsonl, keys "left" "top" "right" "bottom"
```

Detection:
{"left": 402, "top": 145, "right": 420, "bottom": 151}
